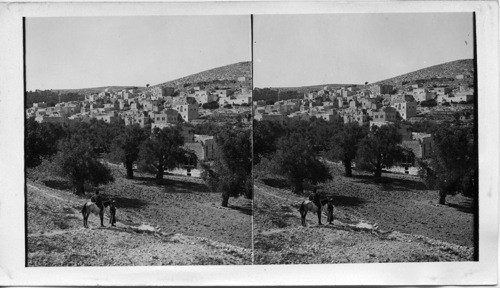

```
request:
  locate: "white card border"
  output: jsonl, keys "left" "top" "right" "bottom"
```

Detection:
{"left": 0, "top": 1, "right": 497, "bottom": 286}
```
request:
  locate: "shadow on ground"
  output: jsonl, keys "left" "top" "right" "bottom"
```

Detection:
{"left": 229, "top": 204, "right": 253, "bottom": 216}
{"left": 133, "top": 176, "right": 211, "bottom": 193}
{"left": 330, "top": 195, "right": 366, "bottom": 207}
{"left": 447, "top": 198, "right": 474, "bottom": 214}
{"left": 351, "top": 174, "right": 427, "bottom": 191}
{"left": 111, "top": 196, "right": 149, "bottom": 209}
{"left": 42, "top": 179, "right": 73, "bottom": 191}
{"left": 261, "top": 178, "right": 290, "bottom": 189}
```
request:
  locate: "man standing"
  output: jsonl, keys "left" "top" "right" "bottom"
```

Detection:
{"left": 109, "top": 200, "right": 117, "bottom": 227}
{"left": 327, "top": 198, "right": 334, "bottom": 225}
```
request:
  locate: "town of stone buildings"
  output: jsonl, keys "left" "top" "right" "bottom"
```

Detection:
{"left": 26, "top": 81, "right": 252, "bottom": 176}
{"left": 253, "top": 80, "right": 474, "bottom": 173}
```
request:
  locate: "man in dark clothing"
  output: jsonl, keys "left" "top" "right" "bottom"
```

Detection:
{"left": 91, "top": 190, "right": 105, "bottom": 227}
{"left": 109, "top": 200, "right": 117, "bottom": 227}
{"left": 327, "top": 198, "right": 334, "bottom": 225}
{"left": 308, "top": 187, "right": 323, "bottom": 225}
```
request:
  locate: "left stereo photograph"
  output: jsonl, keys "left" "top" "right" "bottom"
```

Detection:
{"left": 24, "top": 16, "right": 253, "bottom": 266}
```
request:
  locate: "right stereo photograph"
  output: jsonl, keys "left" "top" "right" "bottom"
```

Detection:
{"left": 252, "top": 13, "right": 478, "bottom": 264}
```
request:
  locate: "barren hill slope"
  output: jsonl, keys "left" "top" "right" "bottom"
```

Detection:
{"left": 255, "top": 59, "right": 473, "bottom": 94}
{"left": 155, "top": 61, "right": 252, "bottom": 90}
{"left": 49, "top": 61, "right": 251, "bottom": 95}
{"left": 374, "top": 59, "right": 474, "bottom": 87}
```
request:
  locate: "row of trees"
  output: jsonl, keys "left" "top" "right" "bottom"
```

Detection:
{"left": 27, "top": 118, "right": 182, "bottom": 192}
{"left": 254, "top": 119, "right": 406, "bottom": 193}
{"left": 254, "top": 117, "right": 477, "bottom": 205}
{"left": 25, "top": 90, "right": 85, "bottom": 108}
{"left": 26, "top": 117, "right": 251, "bottom": 207}
{"left": 27, "top": 115, "right": 476, "bottom": 205}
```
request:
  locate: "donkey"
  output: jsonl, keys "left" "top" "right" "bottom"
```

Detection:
{"left": 298, "top": 198, "right": 331, "bottom": 227}
{"left": 81, "top": 200, "right": 111, "bottom": 228}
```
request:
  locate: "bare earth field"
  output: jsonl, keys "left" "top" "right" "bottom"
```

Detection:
{"left": 26, "top": 164, "right": 252, "bottom": 266}
{"left": 253, "top": 162, "right": 474, "bottom": 264}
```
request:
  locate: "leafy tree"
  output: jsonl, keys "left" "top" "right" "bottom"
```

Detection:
{"left": 202, "top": 101, "right": 219, "bottom": 110}
{"left": 307, "top": 119, "right": 341, "bottom": 152}
{"left": 65, "top": 119, "right": 123, "bottom": 154}
{"left": 53, "top": 135, "right": 114, "bottom": 195}
{"left": 108, "top": 124, "right": 148, "bottom": 179}
{"left": 271, "top": 133, "right": 331, "bottom": 194}
{"left": 201, "top": 127, "right": 252, "bottom": 207}
{"left": 407, "top": 120, "right": 440, "bottom": 134}
{"left": 25, "top": 117, "right": 66, "bottom": 167}
{"left": 138, "top": 127, "right": 194, "bottom": 184}
{"left": 418, "top": 123, "right": 476, "bottom": 204}
{"left": 191, "top": 121, "right": 221, "bottom": 136}
{"left": 356, "top": 124, "right": 403, "bottom": 179}
{"left": 253, "top": 120, "right": 284, "bottom": 164}
{"left": 420, "top": 99, "right": 437, "bottom": 107}
{"left": 328, "top": 122, "right": 368, "bottom": 177}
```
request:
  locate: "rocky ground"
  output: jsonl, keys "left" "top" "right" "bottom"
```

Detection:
{"left": 26, "top": 164, "right": 252, "bottom": 266}
{"left": 253, "top": 162, "right": 475, "bottom": 264}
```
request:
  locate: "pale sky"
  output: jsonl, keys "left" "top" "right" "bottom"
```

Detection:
{"left": 26, "top": 16, "right": 251, "bottom": 90}
{"left": 253, "top": 13, "right": 473, "bottom": 88}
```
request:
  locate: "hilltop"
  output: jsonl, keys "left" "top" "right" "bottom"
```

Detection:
{"left": 155, "top": 61, "right": 252, "bottom": 91}
{"left": 254, "top": 59, "right": 474, "bottom": 97}
{"left": 44, "top": 61, "right": 251, "bottom": 95}
{"left": 374, "top": 59, "right": 474, "bottom": 88}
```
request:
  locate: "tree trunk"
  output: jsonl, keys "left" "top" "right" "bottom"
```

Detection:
{"left": 156, "top": 164, "right": 163, "bottom": 185}
{"left": 75, "top": 181, "right": 85, "bottom": 196}
{"left": 439, "top": 189, "right": 447, "bottom": 205}
{"left": 291, "top": 180, "right": 304, "bottom": 194}
{"left": 343, "top": 159, "right": 352, "bottom": 177}
{"left": 125, "top": 161, "right": 134, "bottom": 179}
{"left": 374, "top": 161, "right": 382, "bottom": 180}
{"left": 221, "top": 193, "right": 229, "bottom": 207}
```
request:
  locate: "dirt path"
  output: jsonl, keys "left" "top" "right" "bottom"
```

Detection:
{"left": 27, "top": 183, "right": 71, "bottom": 202}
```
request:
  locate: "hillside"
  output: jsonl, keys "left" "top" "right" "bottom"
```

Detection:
{"left": 43, "top": 61, "right": 251, "bottom": 96}
{"left": 155, "top": 61, "right": 252, "bottom": 91}
{"left": 254, "top": 59, "right": 474, "bottom": 97}
{"left": 253, "top": 161, "right": 474, "bottom": 264}
{"left": 374, "top": 59, "right": 474, "bottom": 88}
{"left": 26, "top": 163, "right": 252, "bottom": 266}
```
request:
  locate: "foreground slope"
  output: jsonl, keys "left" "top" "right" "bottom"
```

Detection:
{"left": 253, "top": 162, "right": 474, "bottom": 264}
{"left": 27, "top": 165, "right": 251, "bottom": 266}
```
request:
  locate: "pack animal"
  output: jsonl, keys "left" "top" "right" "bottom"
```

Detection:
{"left": 81, "top": 200, "right": 111, "bottom": 228}
{"left": 298, "top": 199, "right": 331, "bottom": 227}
